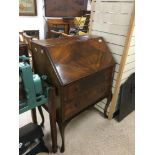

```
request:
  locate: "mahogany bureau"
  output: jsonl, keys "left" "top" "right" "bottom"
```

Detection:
{"left": 31, "top": 35, "right": 115, "bottom": 152}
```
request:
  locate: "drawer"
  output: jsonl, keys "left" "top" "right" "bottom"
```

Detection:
{"left": 63, "top": 68, "right": 113, "bottom": 100}
{"left": 78, "top": 69, "right": 112, "bottom": 91}
{"left": 64, "top": 99, "right": 80, "bottom": 120}
{"left": 64, "top": 82, "right": 111, "bottom": 120}
{"left": 63, "top": 83, "right": 79, "bottom": 101}
{"left": 63, "top": 68, "right": 113, "bottom": 119}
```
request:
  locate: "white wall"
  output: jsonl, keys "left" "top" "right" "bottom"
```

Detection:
{"left": 19, "top": 0, "right": 46, "bottom": 39}
{"left": 19, "top": 0, "right": 92, "bottom": 39}
{"left": 121, "top": 27, "right": 135, "bottom": 83}
{"left": 90, "top": 0, "right": 135, "bottom": 111}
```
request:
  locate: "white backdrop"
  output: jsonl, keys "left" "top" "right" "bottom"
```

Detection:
{"left": 19, "top": 0, "right": 46, "bottom": 39}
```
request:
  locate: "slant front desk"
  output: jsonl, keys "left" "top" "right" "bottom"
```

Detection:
{"left": 32, "top": 35, "right": 115, "bottom": 152}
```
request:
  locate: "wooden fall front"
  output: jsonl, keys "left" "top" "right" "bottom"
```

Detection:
{"left": 31, "top": 35, "right": 115, "bottom": 152}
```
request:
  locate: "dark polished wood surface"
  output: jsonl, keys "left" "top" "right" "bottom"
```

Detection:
{"left": 32, "top": 35, "right": 97, "bottom": 46}
{"left": 47, "top": 19, "right": 74, "bottom": 37}
{"left": 19, "top": 42, "right": 29, "bottom": 57}
{"left": 44, "top": 0, "right": 88, "bottom": 17}
{"left": 47, "top": 37, "right": 115, "bottom": 85}
{"left": 32, "top": 35, "right": 115, "bottom": 152}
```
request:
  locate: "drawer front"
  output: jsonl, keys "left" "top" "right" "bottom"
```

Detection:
{"left": 64, "top": 68, "right": 113, "bottom": 119}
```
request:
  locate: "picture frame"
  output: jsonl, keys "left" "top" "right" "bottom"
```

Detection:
{"left": 19, "top": 0, "right": 37, "bottom": 16}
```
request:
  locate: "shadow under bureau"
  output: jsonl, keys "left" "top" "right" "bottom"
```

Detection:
{"left": 31, "top": 35, "right": 115, "bottom": 152}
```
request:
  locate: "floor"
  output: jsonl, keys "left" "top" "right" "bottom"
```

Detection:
{"left": 19, "top": 108, "right": 135, "bottom": 155}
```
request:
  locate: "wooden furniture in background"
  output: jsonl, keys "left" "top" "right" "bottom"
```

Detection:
{"left": 44, "top": 0, "right": 88, "bottom": 17}
{"left": 19, "top": 42, "right": 29, "bottom": 58}
{"left": 50, "top": 30, "right": 73, "bottom": 38}
{"left": 31, "top": 35, "right": 115, "bottom": 152}
{"left": 47, "top": 18, "right": 74, "bottom": 38}
{"left": 23, "top": 30, "right": 39, "bottom": 39}
{"left": 46, "top": 11, "right": 91, "bottom": 38}
{"left": 19, "top": 30, "right": 39, "bottom": 53}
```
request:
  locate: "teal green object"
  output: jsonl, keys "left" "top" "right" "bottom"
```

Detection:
{"left": 19, "top": 55, "right": 29, "bottom": 62}
{"left": 19, "top": 56, "right": 49, "bottom": 114}
{"left": 33, "top": 74, "right": 43, "bottom": 95}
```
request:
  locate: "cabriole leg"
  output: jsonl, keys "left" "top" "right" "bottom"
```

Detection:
{"left": 38, "top": 106, "right": 44, "bottom": 127}
{"left": 104, "top": 91, "right": 113, "bottom": 118}
{"left": 60, "top": 124, "right": 65, "bottom": 153}
{"left": 31, "top": 108, "right": 37, "bottom": 124}
{"left": 48, "top": 88, "right": 58, "bottom": 153}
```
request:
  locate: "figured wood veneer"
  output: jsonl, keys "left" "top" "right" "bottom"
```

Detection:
{"left": 32, "top": 35, "right": 115, "bottom": 152}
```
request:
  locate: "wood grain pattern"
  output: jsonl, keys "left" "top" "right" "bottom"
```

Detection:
{"left": 47, "top": 37, "right": 115, "bottom": 85}
{"left": 32, "top": 35, "right": 115, "bottom": 152}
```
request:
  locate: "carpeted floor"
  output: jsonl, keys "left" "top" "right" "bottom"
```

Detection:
{"left": 19, "top": 108, "right": 135, "bottom": 155}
